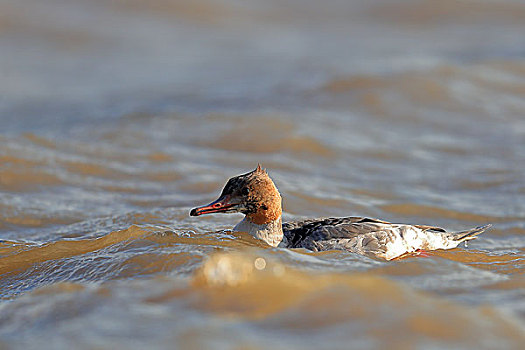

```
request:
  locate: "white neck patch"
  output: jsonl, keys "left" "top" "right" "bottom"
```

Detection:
{"left": 233, "top": 216, "right": 283, "bottom": 247}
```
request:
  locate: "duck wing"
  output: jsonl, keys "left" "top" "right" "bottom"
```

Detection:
{"left": 283, "top": 216, "right": 393, "bottom": 250}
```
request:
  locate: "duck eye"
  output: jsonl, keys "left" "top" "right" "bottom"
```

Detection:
{"left": 241, "top": 187, "right": 250, "bottom": 195}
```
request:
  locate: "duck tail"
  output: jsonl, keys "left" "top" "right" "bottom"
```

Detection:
{"left": 452, "top": 224, "right": 492, "bottom": 242}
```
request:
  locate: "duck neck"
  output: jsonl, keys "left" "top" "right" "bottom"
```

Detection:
{"left": 233, "top": 216, "right": 284, "bottom": 247}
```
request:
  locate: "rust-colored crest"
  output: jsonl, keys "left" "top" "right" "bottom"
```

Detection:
{"left": 254, "top": 163, "right": 268, "bottom": 176}
{"left": 244, "top": 166, "right": 281, "bottom": 225}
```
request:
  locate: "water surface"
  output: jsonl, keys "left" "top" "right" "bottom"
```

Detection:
{"left": 0, "top": 0, "right": 524, "bottom": 349}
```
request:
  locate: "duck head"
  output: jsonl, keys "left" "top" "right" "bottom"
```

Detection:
{"left": 190, "top": 164, "right": 282, "bottom": 225}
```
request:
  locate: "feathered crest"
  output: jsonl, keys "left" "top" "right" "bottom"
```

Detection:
{"left": 254, "top": 163, "right": 267, "bottom": 175}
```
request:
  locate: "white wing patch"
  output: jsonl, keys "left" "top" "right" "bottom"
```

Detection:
{"left": 381, "top": 225, "right": 459, "bottom": 260}
{"left": 314, "top": 225, "right": 461, "bottom": 260}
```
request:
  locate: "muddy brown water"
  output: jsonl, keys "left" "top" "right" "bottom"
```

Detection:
{"left": 0, "top": 0, "right": 524, "bottom": 349}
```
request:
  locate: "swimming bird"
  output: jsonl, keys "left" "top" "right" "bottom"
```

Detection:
{"left": 189, "top": 165, "right": 490, "bottom": 260}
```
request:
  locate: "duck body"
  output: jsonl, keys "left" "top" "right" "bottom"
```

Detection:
{"left": 190, "top": 165, "right": 490, "bottom": 260}
{"left": 282, "top": 216, "right": 488, "bottom": 260}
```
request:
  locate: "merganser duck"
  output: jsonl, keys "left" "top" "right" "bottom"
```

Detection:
{"left": 189, "top": 165, "right": 490, "bottom": 260}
